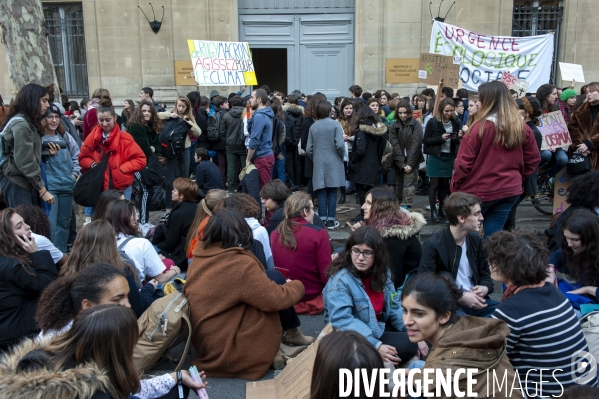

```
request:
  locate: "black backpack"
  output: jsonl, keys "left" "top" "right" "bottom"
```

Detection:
{"left": 284, "top": 112, "right": 302, "bottom": 146}
{"left": 206, "top": 110, "right": 223, "bottom": 142}
{"left": 159, "top": 118, "right": 190, "bottom": 159}
{"left": 272, "top": 117, "right": 285, "bottom": 158}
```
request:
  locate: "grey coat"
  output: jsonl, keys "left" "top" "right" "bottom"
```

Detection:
{"left": 306, "top": 118, "right": 345, "bottom": 191}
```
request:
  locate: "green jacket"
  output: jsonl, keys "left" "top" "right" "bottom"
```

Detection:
{"left": 128, "top": 123, "right": 159, "bottom": 160}
{"left": 1, "top": 114, "right": 45, "bottom": 190}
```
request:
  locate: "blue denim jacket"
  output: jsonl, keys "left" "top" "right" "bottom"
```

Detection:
{"left": 323, "top": 267, "right": 405, "bottom": 349}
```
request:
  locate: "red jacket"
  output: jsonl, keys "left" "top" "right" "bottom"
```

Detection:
{"left": 451, "top": 120, "right": 540, "bottom": 202}
{"left": 79, "top": 124, "right": 146, "bottom": 190}
{"left": 270, "top": 217, "right": 331, "bottom": 302}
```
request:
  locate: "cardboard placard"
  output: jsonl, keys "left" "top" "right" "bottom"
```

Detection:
{"left": 412, "top": 109, "right": 422, "bottom": 123}
{"left": 559, "top": 62, "right": 585, "bottom": 83}
{"left": 246, "top": 324, "right": 333, "bottom": 399}
{"left": 538, "top": 111, "right": 572, "bottom": 151}
{"left": 174, "top": 60, "right": 196, "bottom": 86}
{"left": 553, "top": 168, "right": 573, "bottom": 215}
{"left": 187, "top": 40, "right": 258, "bottom": 86}
{"left": 418, "top": 53, "right": 460, "bottom": 89}
{"left": 501, "top": 71, "right": 529, "bottom": 97}
{"left": 385, "top": 58, "right": 420, "bottom": 84}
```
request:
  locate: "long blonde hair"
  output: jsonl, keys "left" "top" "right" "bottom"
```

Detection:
{"left": 172, "top": 96, "right": 196, "bottom": 123}
{"left": 471, "top": 81, "right": 525, "bottom": 150}
{"left": 185, "top": 189, "right": 228, "bottom": 254}
{"left": 275, "top": 192, "right": 312, "bottom": 251}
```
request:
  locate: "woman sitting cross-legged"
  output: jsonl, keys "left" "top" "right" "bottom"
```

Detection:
{"left": 324, "top": 226, "right": 422, "bottom": 366}
{"left": 184, "top": 209, "right": 311, "bottom": 379}
{"left": 489, "top": 230, "right": 597, "bottom": 396}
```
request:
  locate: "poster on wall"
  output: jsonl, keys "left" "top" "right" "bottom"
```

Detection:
{"left": 385, "top": 58, "right": 420, "bottom": 84}
{"left": 429, "top": 21, "right": 554, "bottom": 92}
{"left": 187, "top": 40, "right": 258, "bottom": 86}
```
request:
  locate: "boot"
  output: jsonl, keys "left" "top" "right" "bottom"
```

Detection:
{"left": 282, "top": 327, "right": 315, "bottom": 346}
{"left": 279, "top": 342, "right": 308, "bottom": 358}
{"left": 338, "top": 186, "right": 346, "bottom": 204}
{"left": 438, "top": 208, "right": 445, "bottom": 218}
{"left": 431, "top": 210, "right": 440, "bottom": 224}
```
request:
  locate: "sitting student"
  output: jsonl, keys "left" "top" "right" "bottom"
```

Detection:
{"left": 1, "top": 305, "right": 207, "bottom": 398}
{"left": 221, "top": 193, "right": 274, "bottom": 269}
{"left": 401, "top": 273, "right": 522, "bottom": 397}
{"left": 36, "top": 263, "right": 130, "bottom": 339}
{"left": 324, "top": 226, "right": 422, "bottom": 366}
{"left": 103, "top": 200, "right": 180, "bottom": 286}
{"left": 91, "top": 189, "right": 124, "bottom": 221}
{"left": 194, "top": 147, "right": 224, "bottom": 198}
{"left": 185, "top": 189, "right": 228, "bottom": 259}
{"left": 419, "top": 192, "right": 497, "bottom": 317}
{"left": 60, "top": 220, "right": 155, "bottom": 317}
{"left": 0, "top": 208, "right": 58, "bottom": 350}
{"left": 152, "top": 178, "right": 198, "bottom": 269}
{"left": 185, "top": 209, "right": 309, "bottom": 379}
{"left": 549, "top": 209, "right": 599, "bottom": 307}
{"left": 310, "top": 330, "right": 384, "bottom": 399}
{"left": 15, "top": 204, "right": 68, "bottom": 268}
{"left": 489, "top": 230, "right": 597, "bottom": 396}
{"left": 270, "top": 192, "right": 332, "bottom": 314}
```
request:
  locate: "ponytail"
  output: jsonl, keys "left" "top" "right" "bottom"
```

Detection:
{"left": 276, "top": 192, "right": 312, "bottom": 251}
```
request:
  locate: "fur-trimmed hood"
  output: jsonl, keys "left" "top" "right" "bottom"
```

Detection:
{"left": 380, "top": 211, "right": 426, "bottom": 240}
{"left": 358, "top": 122, "right": 387, "bottom": 136}
{"left": 0, "top": 337, "right": 115, "bottom": 399}
{"left": 282, "top": 103, "right": 304, "bottom": 115}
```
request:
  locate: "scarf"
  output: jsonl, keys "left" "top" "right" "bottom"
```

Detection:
{"left": 502, "top": 281, "right": 545, "bottom": 301}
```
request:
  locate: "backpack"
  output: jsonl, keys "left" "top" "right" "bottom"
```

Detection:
{"left": 580, "top": 311, "right": 599, "bottom": 363}
{"left": 0, "top": 116, "right": 25, "bottom": 169}
{"left": 284, "top": 112, "right": 302, "bottom": 146}
{"left": 140, "top": 154, "right": 166, "bottom": 187}
{"left": 159, "top": 118, "right": 190, "bottom": 160}
{"left": 272, "top": 117, "right": 286, "bottom": 158}
{"left": 133, "top": 292, "right": 192, "bottom": 374}
{"left": 117, "top": 236, "right": 139, "bottom": 283}
{"left": 206, "top": 110, "right": 223, "bottom": 142}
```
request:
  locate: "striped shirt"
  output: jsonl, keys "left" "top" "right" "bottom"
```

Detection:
{"left": 492, "top": 283, "right": 597, "bottom": 398}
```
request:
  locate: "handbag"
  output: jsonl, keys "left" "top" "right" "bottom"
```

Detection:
{"left": 567, "top": 151, "right": 592, "bottom": 175}
{"left": 73, "top": 152, "right": 111, "bottom": 207}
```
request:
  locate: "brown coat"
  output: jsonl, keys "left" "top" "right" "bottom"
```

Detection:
{"left": 415, "top": 317, "right": 523, "bottom": 399}
{"left": 184, "top": 243, "right": 305, "bottom": 380}
{"left": 568, "top": 101, "right": 599, "bottom": 170}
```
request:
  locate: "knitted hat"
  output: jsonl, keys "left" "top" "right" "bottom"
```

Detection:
{"left": 209, "top": 90, "right": 219, "bottom": 99}
{"left": 560, "top": 88, "right": 577, "bottom": 102}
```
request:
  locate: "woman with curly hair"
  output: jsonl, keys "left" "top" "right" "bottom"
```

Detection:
{"left": 0, "top": 208, "right": 58, "bottom": 349}
{"left": 568, "top": 82, "right": 599, "bottom": 172}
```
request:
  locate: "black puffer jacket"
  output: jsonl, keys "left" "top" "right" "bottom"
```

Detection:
{"left": 347, "top": 122, "right": 387, "bottom": 186}
{"left": 220, "top": 106, "right": 246, "bottom": 150}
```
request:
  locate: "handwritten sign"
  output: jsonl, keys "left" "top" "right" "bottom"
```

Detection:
{"left": 419, "top": 53, "right": 460, "bottom": 88}
{"left": 501, "top": 71, "right": 530, "bottom": 97}
{"left": 559, "top": 62, "right": 585, "bottom": 83}
{"left": 174, "top": 60, "right": 195, "bottom": 86}
{"left": 412, "top": 109, "right": 422, "bottom": 123}
{"left": 187, "top": 40, "right": 258, "bottom": 86}
{"left": 553, "top": 168, "right": 573, "bottom": 215}
{"left": 538, "top": 111, "right": 572, "bottom": 151}
{"left": 385, "top": 58, "right": 419, "bottom": 84}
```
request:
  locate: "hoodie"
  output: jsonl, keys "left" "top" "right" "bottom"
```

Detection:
{"left": 247, "top": 107, "right": 274, "bottom": 158}
{"left": 245, "top": 217, "right": 274, "bottom": 269}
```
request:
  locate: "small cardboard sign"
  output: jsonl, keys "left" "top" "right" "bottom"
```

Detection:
{"left": 501, "top": 71, "right": 529, "bottom": 97}
{"left": 559, "top": 62, "right": 585, "bottom": 83}
{"left": 418, "top": 53, "right": 460, "bottom": 88}
{"left": 385, "top": 58, "right": 420, "bottom": 84}
{"left": 413, "top": 109, "right": 422, "bottom": 123}
{"left": 174, "top": 60, "right": 196, "bottom": 86}
{"left": 538, "top": 111, "right": 572, "bottom": 151}
{"left": 553, "top": 168, "right": 573, "bottom": 215}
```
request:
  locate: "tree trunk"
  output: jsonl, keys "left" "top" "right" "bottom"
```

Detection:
{"left": 0, "top": 0, "right": 57, "bottom": 94}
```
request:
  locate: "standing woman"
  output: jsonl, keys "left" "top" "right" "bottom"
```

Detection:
{"left": 82, "top": 88, "right": 111, "bottom": 140}
{"left": 127, "top": 100, "right": 163, "bottom": 226}
{"left": 0, "top": 208, "right": 58, "bottom": 350}
{"left": 158, "top": 96, "right": 202, "bottom": 219}
{"left": 347, "top": 107, "right": 387, "bottom": 222}
{"left": 300, "top": 95, "right": 323, "bottom": 198}
{"left": 568, "top": 82, "right": 599, "bottom": 171}
{"left": 422, "top": 97, "right": 461, "bottom": 223}
{"left": 337, "top": 98, "right": 354, "bottom": 204}
{"left": 120, "top": 99, "right": 135, "bottom": 130}
{"left": 0, "top": 83, "right": 54, "bottom": 208}
{"left": 366, "top": 98, "right": 385, "bottom": 122}
{"left": 452, "top": 81, "right": 540, "bottom": 237}
{"left": 41, "top": 104, "right": 81, "bottom": 253}
{"left": 537, "top": 84, "right": 569, "bottom": 177}
{"left": 78, "top": 101, "right": 146, "bottom": 201}
{"left": 307, "top": 100, "right": 345, "bottom": 229}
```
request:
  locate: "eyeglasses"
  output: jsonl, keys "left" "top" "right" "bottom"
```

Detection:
{"left": 351, "top": 248, "right": 374, "bottom": 259}
{"left": 46, "top": 115, "right": 60, "bottom": 120}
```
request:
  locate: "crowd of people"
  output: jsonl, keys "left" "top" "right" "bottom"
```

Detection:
{"left": 0, "top": 77, "right": 598, "bottom": 398}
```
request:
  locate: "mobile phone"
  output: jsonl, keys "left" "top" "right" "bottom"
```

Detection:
{"left": 275, "top": 267, "right": 290, "bottom": 279}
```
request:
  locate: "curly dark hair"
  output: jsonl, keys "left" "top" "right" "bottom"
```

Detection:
{"left": 304, "top": 94, "right": 325, "bottom": 119}
{"left": 15, "top": 204, "right": 52, "bottom": 240}
{"left": 221, "top": 193, "right": 261, "bottom": 219}
{"left": 326, "top": 226, "right": 390, "bottom": 292}
{"left": 126, "top": 100, "right": 163, "bottom": 132}
{"left": 0, "top": 208, "right": 35, "bottom": 274}
{"left": 561, "top": 209, "right": 599, "bottom": 286}
{"left": 567, "top": 171, "right": 599, "bottom": 209}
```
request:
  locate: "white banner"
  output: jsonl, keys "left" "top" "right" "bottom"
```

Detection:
{"left": 430, "top": 21, "right": 554, "bottom": 92}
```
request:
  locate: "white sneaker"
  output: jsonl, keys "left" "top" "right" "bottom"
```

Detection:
{"left": 425, "top": 203, "right": 439, "bottom": 211}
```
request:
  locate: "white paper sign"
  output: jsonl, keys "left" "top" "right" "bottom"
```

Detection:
{"left": 559, "top": 62, "right": 585, "bottom": 83}
{"left": 418, "top": 70, "right": 428, "bottom": 79}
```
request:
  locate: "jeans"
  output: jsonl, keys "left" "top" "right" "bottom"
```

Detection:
{"left": 254, "top": 154, "right": 275, "bottom": 188}
{"left": 540, "top": 148, "right": 568, "bottom": 177}
{"left": 272, "top": 157, "right": 286, "bottom": 183}
{"left": 226, "top": 147, "right": 247, "bottom": 192}
{"left": 48, "top": 190, "right": 73, "bottom": 253}
{"left": 266, "top": 269, "right": 301, "bottom": 329}
{"left": 480, "top": 194, "right": 520, "bottom": 238}
{"left": 0, "top": 174, "right": 39, "bottom": 207}
{"left": 316, "top": 187, "right": 338, "bottom": 221}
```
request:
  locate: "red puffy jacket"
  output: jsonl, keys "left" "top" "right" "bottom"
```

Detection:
{"left": 79, "top": 124, "right": 146, "bottom": 190}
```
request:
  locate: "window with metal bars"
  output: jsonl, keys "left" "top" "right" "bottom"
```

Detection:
{"left": 43, "top": 3, "right": 88, "bottom": 97}
{"left": 512, "top": 0, "right": 563, "bottom": 84}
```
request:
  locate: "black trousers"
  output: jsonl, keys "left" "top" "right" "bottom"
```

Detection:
{"left": 266, "top": 269, "right": 301, "bottom": 330}
{"left": 381, "top": 323, "right": 419, "bottom": 362}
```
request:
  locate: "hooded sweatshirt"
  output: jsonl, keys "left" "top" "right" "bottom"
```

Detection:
{"left": 247, "top": 107, "right": 274, "bottom": 158}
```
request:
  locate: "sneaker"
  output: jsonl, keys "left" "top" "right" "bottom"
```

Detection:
{"left": 159, "top": 212, "right": 170, "bottom": 222}
{"left": 350, "top": 214, "right": 364, "bottom": 223}
{"left": 326, "top": 220, "right": 340, "bottom": 230}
